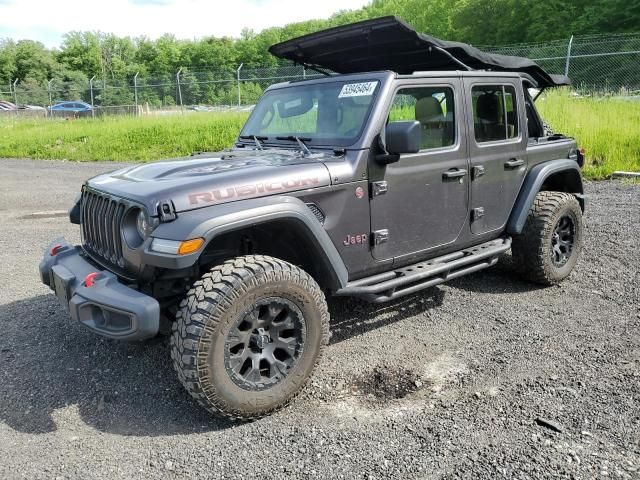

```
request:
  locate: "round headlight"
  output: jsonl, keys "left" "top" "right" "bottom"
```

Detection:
{"left": 136, "top": 210, "right": 149, "bottom": 239}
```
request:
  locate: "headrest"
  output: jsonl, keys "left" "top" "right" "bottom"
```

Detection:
{"left": 415, "top": 97, "right": 444, "bottom": 124}
{"left": 476, "top": 93, "right": 501, "bottom": 121}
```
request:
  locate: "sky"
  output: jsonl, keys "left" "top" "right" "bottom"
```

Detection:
{"left": 0, "top": 0, "right": 370, "bottom": 48}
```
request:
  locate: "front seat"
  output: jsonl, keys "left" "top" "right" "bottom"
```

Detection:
{"left": 475, "top": 93, "right": 504, "bottom": 141}
{"left": 415, "top": 97, "right": 445, "bottom": 149}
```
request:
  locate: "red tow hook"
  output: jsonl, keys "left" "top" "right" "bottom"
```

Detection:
{"left": 84, "top": 272, "right": 99, "bottom": 287}
{"left": 50, "top": 244, "right": 64, "bottom": 256}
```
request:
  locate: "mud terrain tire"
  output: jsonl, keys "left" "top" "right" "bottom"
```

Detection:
{"left": 512, "top": 191, "right": 583, "bottom": 285}
{"left": 170, "top": 255, "right": 329, "bottom": 420}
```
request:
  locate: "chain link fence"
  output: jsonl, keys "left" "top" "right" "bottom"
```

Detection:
{"left": 0, "top": 64, "right": 316, "bottom": 117}
{"left": 483, "top": 32, "right": 640, "bottom": 93}
{"left": 1, "top": 33, "right": 638, "bottom": 118}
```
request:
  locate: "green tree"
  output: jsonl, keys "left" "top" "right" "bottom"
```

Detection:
{"left": 57, "top": 32, "right": 103, "bottom": 76}
{"left": 0, "top": 39, "right": 16, "bottom": 87}
{"left": 14, "top": 77, "right": 49, "bottom": 105}
{"left": 1, "top": 0, "right": 639, "bottom": 105}
{"left": 14, "top": 40, "right": 56, "bottom": 82}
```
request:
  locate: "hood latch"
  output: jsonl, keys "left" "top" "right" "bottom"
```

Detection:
{"left": 157, "top": 200, "right": 177, "bottom": 222}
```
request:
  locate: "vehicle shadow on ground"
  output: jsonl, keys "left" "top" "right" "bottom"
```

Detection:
{"left": 0, "top": 294, "right": 234, "bottom": 436}
{"left": 328, "top": 288, "right": 446, "bottom": 344}
{"left": 328, "top": 260, "right": 541, "bottom": 339}
{"left": 447, "top": 257, "right": 546, "bottom": 295}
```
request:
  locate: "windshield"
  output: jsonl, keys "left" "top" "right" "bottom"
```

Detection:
{"left": 240, "top": 80, "right": 380, "bottom": 147}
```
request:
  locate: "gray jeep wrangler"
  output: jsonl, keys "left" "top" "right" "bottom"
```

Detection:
{"left": 39, "top": 17, "right": 586, "bottom": 419}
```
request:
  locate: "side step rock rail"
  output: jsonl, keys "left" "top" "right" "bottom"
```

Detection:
{"left": 337, "top": 238, "right": 512, "bottom": 303}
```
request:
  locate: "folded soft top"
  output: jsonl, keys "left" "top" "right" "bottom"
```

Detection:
{"left": 269, "top": 16, "right": 570, "bottom": 89}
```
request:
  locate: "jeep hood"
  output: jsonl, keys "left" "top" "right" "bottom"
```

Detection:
{"left": 86, "top": 150, "right": 332, "bottom": 215}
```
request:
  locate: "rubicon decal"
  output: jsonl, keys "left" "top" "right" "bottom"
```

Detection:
{"left": 188, "top": 177, "right": 320, "bottom": 205}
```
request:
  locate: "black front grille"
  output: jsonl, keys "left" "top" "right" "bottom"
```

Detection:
{"left": 81, "top": 189, "right": 127, "bottom": 268}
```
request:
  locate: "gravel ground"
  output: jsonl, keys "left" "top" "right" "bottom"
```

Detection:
{"left": 0, "top": 159, "right": 638, "bottom": 479}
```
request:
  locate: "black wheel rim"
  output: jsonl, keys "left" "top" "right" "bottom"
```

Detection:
{"left": 551, "top": 214, "right": 576, "bottom": 267}
{"left": 224, "top": 297, "right": 307, "bottom": 391}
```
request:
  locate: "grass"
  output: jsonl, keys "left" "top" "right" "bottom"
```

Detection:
{"left": 0, "top": 91, "right": 638, "bottom": 179}
{"left": 537, "top": 89, "right": 640, "bottom": 178}
{"left": 0, "top": 112, "right": 248, "bottom": 162}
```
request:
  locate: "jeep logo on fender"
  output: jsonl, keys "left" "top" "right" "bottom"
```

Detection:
{"left": 343, "top": 233, "right": 368, "bottom": 246}
{"left": 188, "top": 177, "right": 320, "bottom": 205}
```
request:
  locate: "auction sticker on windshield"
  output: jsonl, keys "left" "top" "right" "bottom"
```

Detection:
{"left": 338, "top": 82, "right": 377, "bottom": 98}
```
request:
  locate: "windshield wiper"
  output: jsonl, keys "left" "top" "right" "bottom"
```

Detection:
{"left": 239, "top": 135, "right": 267, "bottom": 150}
{"left": 276, "top": 136, "right": 312, "bottom": 156}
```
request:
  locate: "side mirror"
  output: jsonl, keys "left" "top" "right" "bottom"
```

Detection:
{"left": 386, "top": 121, "right": 421, "bottom": 154}
{"left": 375, "top": 121, "right": 421, "bottom": 165}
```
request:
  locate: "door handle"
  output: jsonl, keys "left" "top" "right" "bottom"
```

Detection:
{"left": 442, "top": 168, "right": 468, "bottom": 180}
{"left": 504, "top": 158, "right": 525, "bottom": 169}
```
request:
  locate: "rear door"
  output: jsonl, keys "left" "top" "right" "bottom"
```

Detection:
{"left": 464, "top": 78, "right": 528, "bottom": 235}
{"left": 370, "top": 79, "right": 470, "bottom": 261}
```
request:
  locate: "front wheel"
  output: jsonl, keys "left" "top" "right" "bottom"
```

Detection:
{"left": 170, "top": 255, "right": 329, "bottom": 420}
{"left": 512, "top": 191, "right": 583, "bottom": 285}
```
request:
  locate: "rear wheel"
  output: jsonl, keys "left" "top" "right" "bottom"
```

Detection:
{"left": 170, "top": 255, "right": 329, "bottom": 420}
{"left": 512, "top": 191, "right": 583, "bottom": 285}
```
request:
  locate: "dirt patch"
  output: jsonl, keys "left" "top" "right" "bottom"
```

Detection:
{"left": 354, "top": 366, "right": 426, "bottom": 401}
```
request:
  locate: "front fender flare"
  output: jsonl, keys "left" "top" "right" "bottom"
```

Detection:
{"left": 142, "top": 196, "right": 349, "bottom": 289}
{"left": 507, "top": 159, "right": 584, "bottom": 235}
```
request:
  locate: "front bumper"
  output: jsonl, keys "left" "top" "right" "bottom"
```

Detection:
{"left": 39, "top": 239, "right": 160, "bottom": 341}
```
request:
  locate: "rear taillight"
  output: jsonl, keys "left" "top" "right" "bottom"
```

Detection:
{"left": 577, "top": 148, "right": 585, "bottom": 167}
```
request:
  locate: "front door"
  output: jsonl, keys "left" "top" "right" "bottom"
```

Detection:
{"left": 370, "top": 81, "right": 470, "bottom": 261}
{"left": 464, "top": 80, "right": 528, "bottom": 235}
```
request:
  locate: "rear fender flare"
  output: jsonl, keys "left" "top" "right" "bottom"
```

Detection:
{"left": 507, "top": 159, "right": 584, "bottom": 235}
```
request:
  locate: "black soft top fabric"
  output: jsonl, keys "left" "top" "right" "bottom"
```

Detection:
{"left": 269, "top": 16, "right": 570, "bottom": 88}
